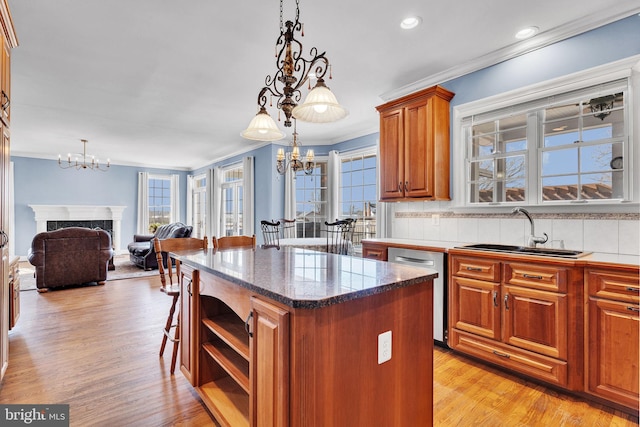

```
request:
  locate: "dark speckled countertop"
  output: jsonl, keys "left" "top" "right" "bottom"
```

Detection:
{"left": 171, "top": 247, "right": 437, "bottom": 309}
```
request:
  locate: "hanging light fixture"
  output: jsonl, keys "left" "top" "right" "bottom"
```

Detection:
{"left": 241, "top": 0, "right": 348, "bottom": 143}
{"left": 276, "top": 120, "right": 314, "bottom": 175}
{"left": 58, "top": 139, "right": 110, "bottom": 171}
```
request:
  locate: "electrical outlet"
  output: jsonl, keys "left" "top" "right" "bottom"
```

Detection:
{"left": 378, "top": 331, "right": 392, "bottom": 364}
{"left": 432, "top": 214, "right": 440, "bottom": 225}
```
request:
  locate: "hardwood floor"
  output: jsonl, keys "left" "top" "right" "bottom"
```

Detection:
{"left": 1, "top": 275, "right": 638, "bottom": 426}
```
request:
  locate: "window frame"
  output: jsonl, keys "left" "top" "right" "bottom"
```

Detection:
{"left": 294, "top": 159, "right": 328, "bottom": 238}
{"left": 220, "top": 163, "right": 244, "bottom": 237}
{"left": 147, "top": 173, "right": 175, "bottom": 229}
{"left": 452, "top": 57, "right": 638, "bottom": 209}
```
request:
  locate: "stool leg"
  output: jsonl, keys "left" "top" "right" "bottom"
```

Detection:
{"left": 160, "top": 294, "right": 179, "bottom": 357}
{"left": 170, "top": 312, "right": 180, "bottom": 374}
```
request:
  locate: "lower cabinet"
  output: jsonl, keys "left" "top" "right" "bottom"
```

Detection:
{"left": 179, "top": 264, "right": 198, "bottom": 384}
{"left": 585, "top": 267, "right": 639, "bottom": 411}
{"left": 361, "top": 241, "right": 388, "bottom": 261}
{"left": 9, "top": 256, "right": 19, "bottom": 329}
{"left": 250, "top": 297, "right": 289, "bottom": 427}
{"left": 448, "top": 252, "right": 581, "bottom": 390}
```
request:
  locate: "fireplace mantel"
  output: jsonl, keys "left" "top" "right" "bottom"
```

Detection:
{"left": 29, "top": 205, "right": 126, "bottom": 251}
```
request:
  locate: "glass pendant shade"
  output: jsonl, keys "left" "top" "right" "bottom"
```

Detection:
{"left": 292, "top": 79, "right": 348, "bottom": 123}
{"left": 241, "top": 108, "right": 286, "bottom": 141}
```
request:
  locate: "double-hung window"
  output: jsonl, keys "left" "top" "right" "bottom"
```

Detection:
{"left": 221, "top": 165, "right": 244, "bottom": 237}
{"left": 339, "top": 150, "right": 377, "bottom": 245}
{"left": 295, "top": 161, "right": 328, "bottom": 238}
{"left": 463, "top": 78, "right": 630, "bottom": 206}
{"left": 148, "top": 175, "right": 172, "bottom": 227}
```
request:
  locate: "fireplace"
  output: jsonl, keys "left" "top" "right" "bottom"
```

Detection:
{"left": 29, "top": 205, "right": 126, "bottom": 252}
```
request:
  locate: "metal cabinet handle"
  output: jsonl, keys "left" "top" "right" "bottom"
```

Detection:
{"left": 466, "top": 266, "right": 482, "bottom": 272}
{"left": 523, "top": 274, "right": 543, "bottom": 280}
{"left": 0, "top": 230, "right": 8, "bottom": 248}
{"left": 404, "top": 181, "right": 409, "bottom": 192}
{"left": 493, "top": 350, "right": 511, "bottom": 359}
{"left": 626, "top": 287, "right": 640, "bottom": 293}
{"left": 504, "top": 294, "right": 509, "bottom": 310}
{"left": 1, "top": 90, "right": 9, "bottom": 112}
{"left": 245, "top": 312, "right": 254, "bottom": 338}
{"left": 493, "top": 291, "right": 498, "bottom": 307}
{"left": 398, "top": 182, "right": 403, "bottom": 192}
{"left": 627, "top": 306, "right": 640, "bottom": 313}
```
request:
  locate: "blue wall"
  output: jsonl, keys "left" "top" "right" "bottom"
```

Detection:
{"left": 11, "top": 14, "right": 640, "bottom": 256}
{"left": 12, "top": 156, "right": 189, "bottom": 256}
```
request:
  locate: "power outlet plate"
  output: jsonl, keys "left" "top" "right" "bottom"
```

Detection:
{"left": 378, "top": 331, "right": 392, "bottom": 364}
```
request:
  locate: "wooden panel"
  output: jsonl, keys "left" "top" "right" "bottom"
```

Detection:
{"left": 179, "top": 266, "right": 198, "bottom": 384}
{"left": 504, "top": 262, "right": 567, "bottom": 292}
{"left": 361, "top": 241, "right": 388, "bottom": 261}
{"left": 451, "top": 256, "right": 501, "bottom": 282}
{"left": 449, "top": 276, "right": 501, "bottom": 339}
{"left": 450, "top": 329, "right": 569, "bottom": 387}
{"left": 250, "top": 297, "right": 289, "bottom": 427}
{"left": 404, "top": 98, "right": 432, "bottom": 198}
{"left": 587, "top": 297, "right": 639, "bottom": 410}
{"left": 289, "top": 280, "right": 434, "bottom": 427}
{"left": 587, "top": 268, "right": 640, "bottom": 303}
{"left": 503, "top": 285, "right": 568, "bottom": 360}
{"left": 378, "top": 108, "right": 404, "bottom": 200}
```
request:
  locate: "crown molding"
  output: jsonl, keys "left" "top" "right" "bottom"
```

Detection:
{"left": 380, "top": 4, "right": 640, "bottom": 101}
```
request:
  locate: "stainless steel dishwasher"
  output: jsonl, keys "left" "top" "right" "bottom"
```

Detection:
{"left": 388, "top": 247, "right": 447, "bottom": 347}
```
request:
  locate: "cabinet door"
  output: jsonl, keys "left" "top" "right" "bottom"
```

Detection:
{"left": 250, "top": 297, "right": 289, "bottom": 427}
{"left": 450, "top": 276, "right": 500, "bottom": 340}
{"left": 379, "top": 108, "right": 404, "bottom": 200}
{"left": 588, "top": 297, "right": 639, "bottom": 409}
{"left": 0, "top": 40, "right": 9, "bottom": 125}
{"left": 404, "top": 98, "right": 433, "bottom": 198}
{"left": 180, "top": 266, "right": 199, "bottom": 384}
{"left": 502, "top": 285, "right": 567, "bottom": 359}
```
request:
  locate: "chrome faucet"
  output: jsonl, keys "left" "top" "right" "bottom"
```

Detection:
{"left": 512, "top": 207, "right": 548, "bottom": 247}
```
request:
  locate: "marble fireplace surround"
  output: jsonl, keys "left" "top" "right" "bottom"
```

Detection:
{"left": 29, "top": 205, "right": 126, "bottom": 252}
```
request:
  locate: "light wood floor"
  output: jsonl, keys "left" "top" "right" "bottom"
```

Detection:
{"left": 1, "top": 276, "right": 638, "bottom": 426}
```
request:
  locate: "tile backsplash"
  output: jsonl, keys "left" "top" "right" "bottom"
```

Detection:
{"left": 390, "top": 206, "right": 640, "bottom": 256}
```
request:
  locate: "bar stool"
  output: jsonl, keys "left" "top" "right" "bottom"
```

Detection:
{"left": 153, "top": 236, "right": 208, "bottom": 374}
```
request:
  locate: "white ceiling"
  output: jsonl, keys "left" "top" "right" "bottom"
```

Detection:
{"left": 7, "top": 0, "right": 640, "bottom": 170}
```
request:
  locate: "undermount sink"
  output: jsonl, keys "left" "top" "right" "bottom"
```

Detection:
{"left": 459, "top": 243, "right": 591, "bottom": 259}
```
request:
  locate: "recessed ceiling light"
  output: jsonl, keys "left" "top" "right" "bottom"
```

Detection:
{"left": 515, "top": 26, "right": 539, "bottom": 40}
{"left": 400, "top": 16, "right": 422, "bottom": 30}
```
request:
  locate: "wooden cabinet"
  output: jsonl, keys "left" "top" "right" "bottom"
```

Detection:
{"left": 8, "top": 256, "right": 18, "bottom": 329}
{"left": 179, "top": 264, "right": 198, "bottom": 384}
{"left": 361, "top": 241, "right": 388, "bottom": 261}
{"left": 585, "top": 267, "right": 639, "bottom": 412}
{"left": 0, "top": 0, "right": 16, "bottom": 384}
{"left": 449, "top": 253, "right": 581, "bottom": 389}
{"left": 376, "top": 85, "right": 454, "bottom": 201}
{"left": 249, "top": 297, "right": 289, "bottom": 427}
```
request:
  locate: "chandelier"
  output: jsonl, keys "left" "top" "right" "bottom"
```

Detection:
{"left": 240, "top": 0, "right": 348, "bottom": 142}
{"left": 276, "top": 120, "right": 314, "bottom": 175}
{"left": 58, "top": 139, "right": 110, "bottom": 172}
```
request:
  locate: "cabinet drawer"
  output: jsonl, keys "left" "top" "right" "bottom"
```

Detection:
{"left": 587, "top": 268, "right": 640, "bottom": 303}
{"left": 362, "top": 243, "right": 388, "bottom": 261}
{"left": 503, "top": 262, "right": 567, "bottom": 292}
{"left": 451, "top": 256, "right": 500, "bottom": 282}
{"left": 450, "top": 329, "right": 568, "bottom": 387}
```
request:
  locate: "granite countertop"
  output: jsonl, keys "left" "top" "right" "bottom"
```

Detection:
{"left": 172, "top": 247, "right": 437, "bottom": 309}
{"left": 362, "top": 238, "right": 639, "bottom": 268}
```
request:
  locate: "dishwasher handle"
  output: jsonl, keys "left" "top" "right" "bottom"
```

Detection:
{"left": 393, "top": 256, "right": 435, "bottom": 266}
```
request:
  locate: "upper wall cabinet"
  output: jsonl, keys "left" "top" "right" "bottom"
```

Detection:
{"left": 0, "top": 0, "right": 17, "bottom": 126}
{"left": 376, "top": 85, "right": 454, "bottom": 201}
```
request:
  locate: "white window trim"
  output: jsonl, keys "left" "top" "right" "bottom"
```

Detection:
{"left": 452, "top": 55, "right": 640, "bottom": 211}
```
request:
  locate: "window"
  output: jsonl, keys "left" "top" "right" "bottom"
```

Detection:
{"left": 148, "top": 176, "right": 172, "bottom": 227}
{"left": 295, "top": 161, "right": 327, "bottom": 237}
{"left": 221, "top": 165, "right": 243, "bottom": 237}
{"left": 463, "top": 78, "right": 630, "bottom": 205}
{"left": 191, "top": 175, "right": 206, "bottom": 238}
{"left": 339, "top": 150, "right": 377, "bottom": 245}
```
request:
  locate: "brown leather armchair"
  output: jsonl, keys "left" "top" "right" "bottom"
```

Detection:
{"left": 27, "top": 227, "right": 114, "bottom": 292}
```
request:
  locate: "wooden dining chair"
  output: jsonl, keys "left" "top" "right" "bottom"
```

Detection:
{"left": 153, "top": 235, "right": 208, "bottom": 374}
{"left": 260, "top": 220, "right": 280, "bottom": 248}
{"left": 325, "top": 220, "right": 354, "bottom": 255}
{"left": 216, "top": 234, "right": 256, "bottom": 250}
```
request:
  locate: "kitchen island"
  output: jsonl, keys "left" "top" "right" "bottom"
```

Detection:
{"left": 171, "top": 246, "right": 437, "bottom": 427}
